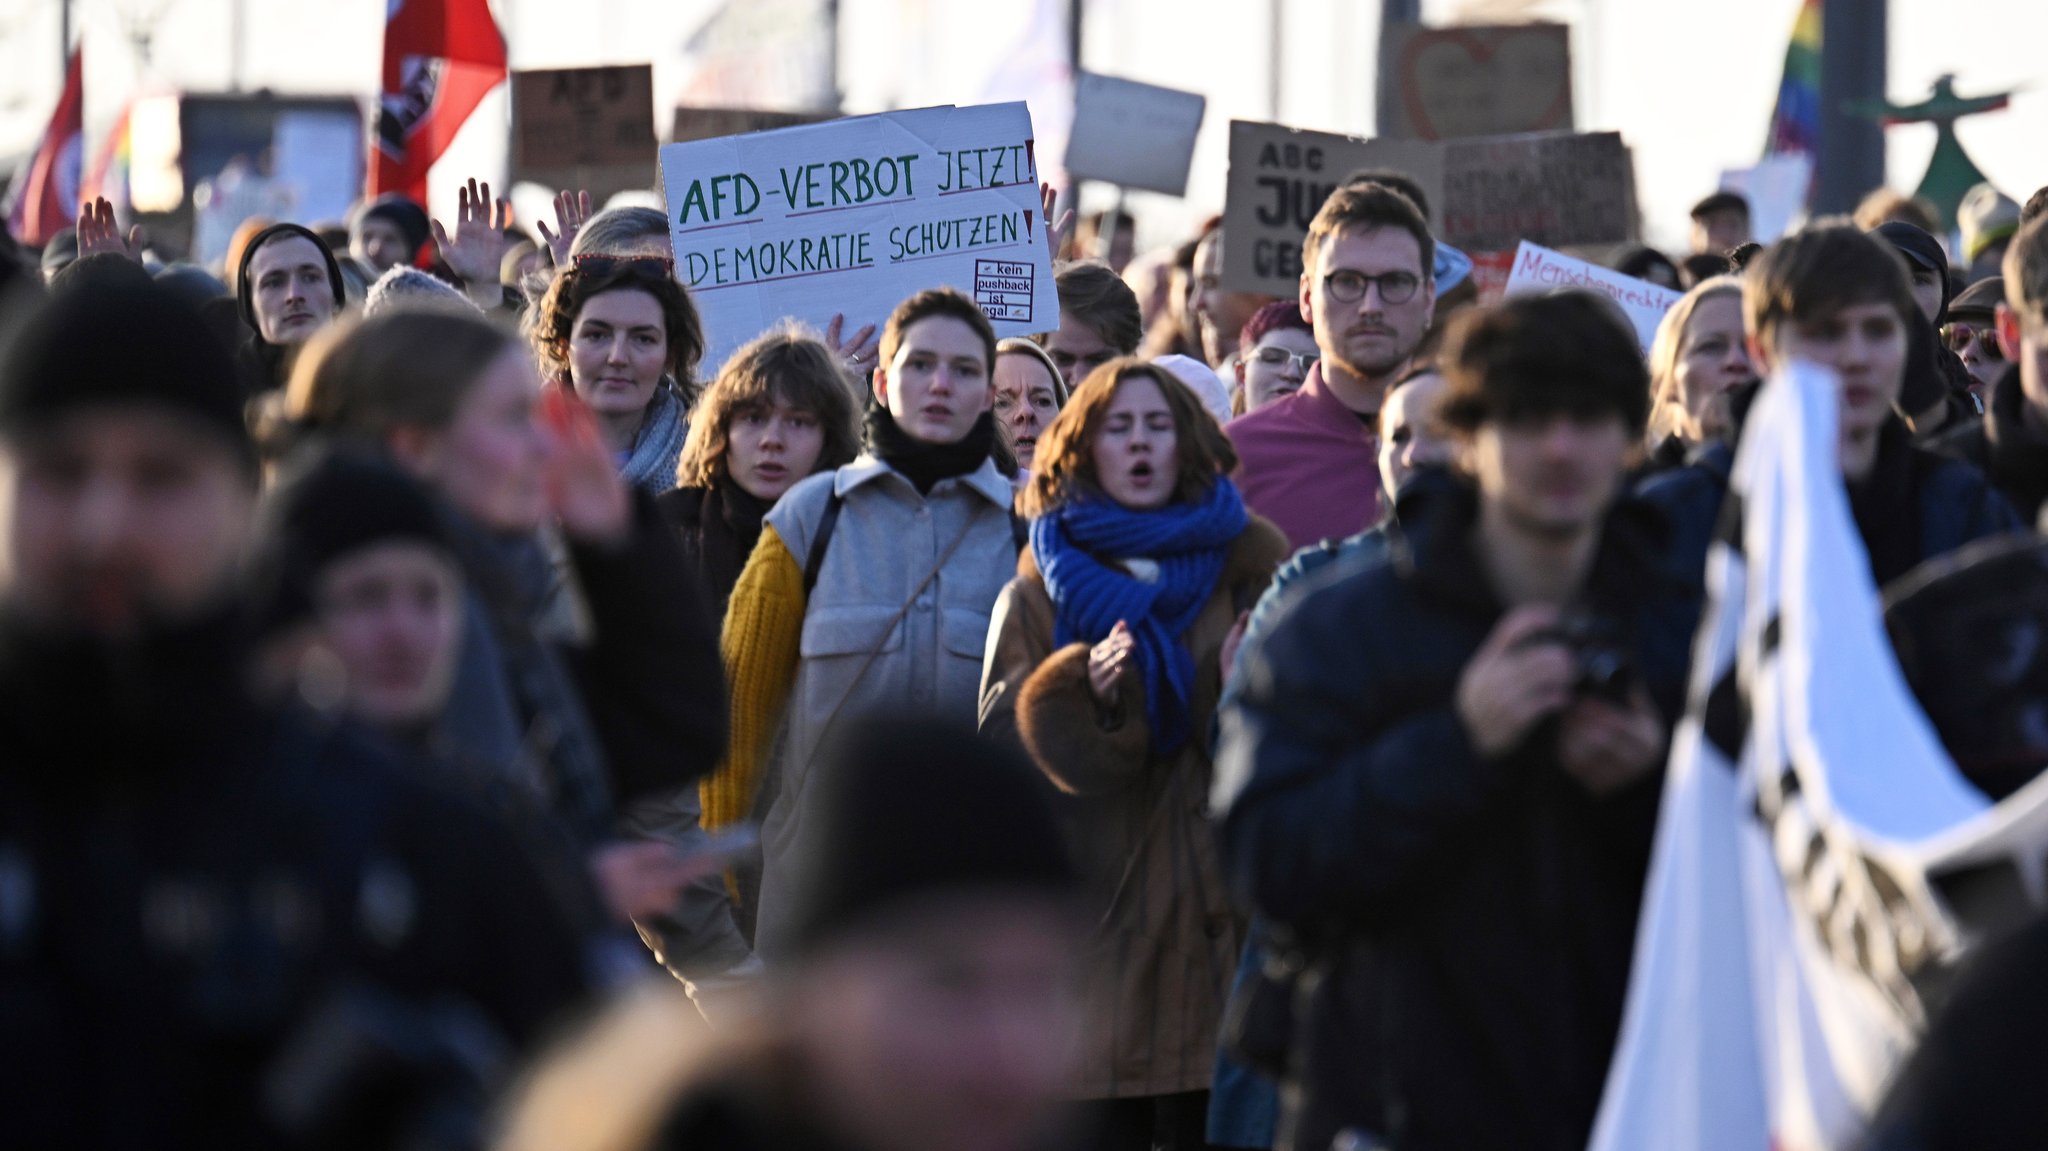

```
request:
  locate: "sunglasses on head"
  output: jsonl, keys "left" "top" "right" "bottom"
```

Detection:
{"left": 570, "top": 252, "right": 676, "bottom": 277}
{"left": 1943, "top": 322, "right": 2004, "bottom": 361}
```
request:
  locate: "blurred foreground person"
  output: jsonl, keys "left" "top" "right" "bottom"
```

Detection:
{"left": 982, "top": 360, "right": 1287, "bottom": 1149}
{"left": 1218, "top": 293, "right": 1695, "bottom": 1151}
{"left": 497, "top": 716, "right": 1083, "bottom": 1151}
{"left": 0, "top": 278, "right": 593, "bottom": 1148}
{"left": 284, "top": 310, "right": 746, "bottom": 1000}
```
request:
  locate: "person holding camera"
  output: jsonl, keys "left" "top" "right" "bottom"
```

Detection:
{"left": 1214, "top": 292, "right": 1697, "bottom": 1151}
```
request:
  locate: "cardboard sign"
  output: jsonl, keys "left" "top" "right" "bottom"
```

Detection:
{"left": 1377, "top": 23, "right": 1574, "bottom": 141}
{"left": 1436, "top": 130, "right": 1636, "bottom": 253}
{"left": 1221, "top": 119, "right": 1637, "bottom": 296}
{"left": 513, "top": 65, "right": 657, "bottom": 170}
{"left": 1501, "top": 240, "right": 1680, "bottom": 353}
{"left": 1063, "top": 72, "right": 1206, "bottom": 196}
{"left": 1219, "top": 120, "right": 1438, "bottom": 296}
{"left": 671, "top": 106, "right": 833, "bottom": 145}
{"left": 660, "top": 103, "right": 1059, "bottom": 372}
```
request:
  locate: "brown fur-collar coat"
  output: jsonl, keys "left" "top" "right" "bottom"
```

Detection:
{"left": 978, "top": 514, "right": 1288, "bottom": 1099}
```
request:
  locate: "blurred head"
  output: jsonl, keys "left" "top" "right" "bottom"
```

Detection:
{"left": 1745, "top": 224, "right": 1915, "bottom": 480}
{"left": 1234, "top": 299, "right": 1318, "bottom": 414}
{"left": 567, "top": 206, "right": 672, "bottom": 261}
{"left": 2001, "top": 216, "right": 2048, "bottom": 419}
{"left": 874, "top": 289, "right": 997, "bottom": 446}
{"left": 1300, "top": 183, "right": 1437, "bottom": 389}
{"left": 534, "top": 257, "right": 704, "bottom": 423}
{"left": 1614, "top": 246, "right": 1682, "bottom": 292}
{"left": 1649, "top": 276, "right": 1753, "bottom": 444}
{"left": 1944, "top": 277, "right": 2006, "bottom": 393}
{"left": 1854, "top": 188, "right": 1941, "bottom": 237}
{"left": 677, "top": 326, "right": 860, "bottom": 502}
{"left": 1078, "top": 209, "right": 1136, "bottom": 272}
{"left": 0, "top": 279, "right": 258, "bottom": 637}
{"left": 362, "top": 264, "right": 480, "bottom": 319}
{"left": 239, "top": 224, "right": 345, "bottom": 347}
{"left": 1689, "top": 191, "right": 1752, "bottom": 256}
{"left": 1191, "top": 229, "right": 1274, "bottom": 368}
{"left": 251, "top": 449, "right": 464, "bottom": 730}
{"left": 781, "top": 716, "right": 1080, "bottom": 1151}
{"left": 1043, "top": 261, "right": 1142, "bottom": 392}
{"left": 349, "top": 194, "right": 430, "bottom": 274}
{"left": 287, "top": 310, "right": 552, "bottom": 535}
{"left": 1439, "top": 293, "right": 1648, "bottom": 539}
{"left": 1874, "top": 221, "right": 1951, "bottom": 324}
{"left": 992, "top": 339, "right": 1065, "bottom": 472}
{"left": 1021, "top": 360, "right": 1236, "bottom": 516}
{"left": 1377, "top": 364, "right": 1452, "bottom": 498}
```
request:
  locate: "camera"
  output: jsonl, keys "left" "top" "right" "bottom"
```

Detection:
{"left": 1522, "top": 608, "right": 1635, "bottom": 704}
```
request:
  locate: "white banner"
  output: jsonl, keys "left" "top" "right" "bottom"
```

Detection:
{"left": 660, "top": 102, "right": 1059, "bottom": 373}
{"left": 1502, "top": 240, "right": 1680, "bottom": 354}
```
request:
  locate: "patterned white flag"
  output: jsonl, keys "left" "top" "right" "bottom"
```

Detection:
{"left": 1591, "top": 362, "right": 2048, "bottom": 1151}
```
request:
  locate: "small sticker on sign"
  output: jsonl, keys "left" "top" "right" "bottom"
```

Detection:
{"left": 974, "top": 259, "right": 1036, "bottom": 323}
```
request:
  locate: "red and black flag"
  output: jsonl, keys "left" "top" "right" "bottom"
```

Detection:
{"left": 5, "top": 45, "right": 84, "bottom": 247}
{"left": 372, "top": 0, "right": 507, "bottom": 204}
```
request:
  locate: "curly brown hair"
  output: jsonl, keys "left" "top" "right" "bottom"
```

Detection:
{"left": 1019, "top": 359, "right": 1237, "bottom": 517}
{"left": 531, "top": 259, "right": 706, "bottom": 404}
{"left": 675, "top": 325, "right": 862, "bottom": 489}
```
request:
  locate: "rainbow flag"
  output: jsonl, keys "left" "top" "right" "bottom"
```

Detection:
{"left": 1765, "top": 0, "right": 1821, "bottom": 158}
{"left": 82, "top": 101, "right": 132, "bottom": 216}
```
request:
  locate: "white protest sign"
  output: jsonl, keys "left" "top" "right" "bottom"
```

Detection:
{"left": 660, "top": 102, "right": 1058, "bottom": 373}
{"left": 1721, "top": 153, "right": 1812, "bottom": 243}
{"left": 1064, "top": 72, "right": 1206, "bottom": 196}
{"left": 1502, "top": 240, "right": 1680, "bottom": 354}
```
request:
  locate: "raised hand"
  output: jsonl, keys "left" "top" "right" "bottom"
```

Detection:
{"left": 1041, "top": 182, "right": 1076, "bottom": 261}
{"left": 1089, "top": 619, "right": 1137, "bottom": 706}
{"left": 535, "top": 188, "right": 593, "bottom": 267}
{"left": 75, "top": 197, "right": 142, "bottom": 262}
{"left": 431, "top": 177, "right": 513, "bottom": 299}
{"left": 825, "top": 312, "right": 880, "bottom": 373}
{"left": 541, "top": 386, "right": 631, "bottom": 546}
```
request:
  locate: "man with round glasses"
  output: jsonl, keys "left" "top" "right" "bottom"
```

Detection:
{"left": 1225, "top": 182, "right": 1437, "bottom": 550}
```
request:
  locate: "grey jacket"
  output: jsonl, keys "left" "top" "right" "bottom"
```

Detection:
{"left": 752, "top": 454, "right": 1020, "bottom": 957}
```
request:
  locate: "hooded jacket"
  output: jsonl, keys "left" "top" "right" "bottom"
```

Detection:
{"left": 233, "top": 222, "right": 346, "bottom": 396}
{"left": 1932, "top": 364, "right": 2048, "bottom": 527}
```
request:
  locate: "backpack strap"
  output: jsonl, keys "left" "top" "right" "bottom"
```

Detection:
{"left": 1010, "top": 511, "right": 1029, "bottom": 554}
{"left": 801, "top": 489, "right": 845, "bottom": 599}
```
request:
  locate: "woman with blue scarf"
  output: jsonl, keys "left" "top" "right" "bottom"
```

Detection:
{"left": 981, "top": 360, "right": 1288, "bottom": 1151}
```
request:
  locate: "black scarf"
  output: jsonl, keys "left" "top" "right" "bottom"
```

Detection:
{"left": 1985, "top": 365, "right": 2048, "bottom": 522}
{"left": 661, "top": 480, "right": 769, "bottom": 617}
{"left": 863, "top": 405, "right": 999, "bottom": 494}
{"left": 0, "top": 599, "right": 256, "bottom": 793}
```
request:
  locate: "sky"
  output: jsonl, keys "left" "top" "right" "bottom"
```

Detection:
{"left": 1, "top": 0, "right": 2042, "bottom": 254}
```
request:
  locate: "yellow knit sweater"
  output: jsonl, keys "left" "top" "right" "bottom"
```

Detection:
{"left": 702, "top": 524, "right": 805, "bottom": 832}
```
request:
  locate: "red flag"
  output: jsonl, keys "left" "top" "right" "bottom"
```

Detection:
{"left": 372, "top": 0, "right": 507, "bottom": 205}
{"left": 6, "top": 45, "right": 84, "bottom": 247}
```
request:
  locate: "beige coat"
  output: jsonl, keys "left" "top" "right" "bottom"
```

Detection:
{"left": 978, "top": 516, "right": 1288, "bottom": 1099}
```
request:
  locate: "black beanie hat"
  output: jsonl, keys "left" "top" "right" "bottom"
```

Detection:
{"left": 235, "top": 223, "right": 347, "bottom": 336}
{"left": 0, "top": 275, "right": 253, "bottom": 465}
{"left": 247, "top": 446, "right": 457, "bottom": 636}
{"left": 1875, "top": 221, "right": 1954, "bottom": 323}
{"left": 352, "top": 194, "right": 432, "bottom": 261}
{"left": 783, "top": 714, "right": 1075, "bottom": 955}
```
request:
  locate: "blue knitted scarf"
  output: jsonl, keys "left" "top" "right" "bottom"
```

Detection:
{"left": 1031, "top": 478, "right": 1248, "bottom": 754}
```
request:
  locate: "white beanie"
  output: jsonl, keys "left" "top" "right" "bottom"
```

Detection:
{"left": 1151, "top": 354, "right": 1233, "bottom": 426}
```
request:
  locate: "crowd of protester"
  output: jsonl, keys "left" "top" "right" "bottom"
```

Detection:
{"left": 5, "top": 123, "right": 2048, "bottom": 1151}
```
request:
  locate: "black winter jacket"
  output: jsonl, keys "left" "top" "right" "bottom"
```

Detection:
{"left": 1931, "top": 364, "right": 2048, "bottom": 528}
{"left": 1215, "top": 481, "right": 1696, "bottom": 1151}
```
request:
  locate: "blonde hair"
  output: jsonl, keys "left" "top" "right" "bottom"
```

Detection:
{"left": 1646, "top": 275, "right": 1743, "bottom": 443}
